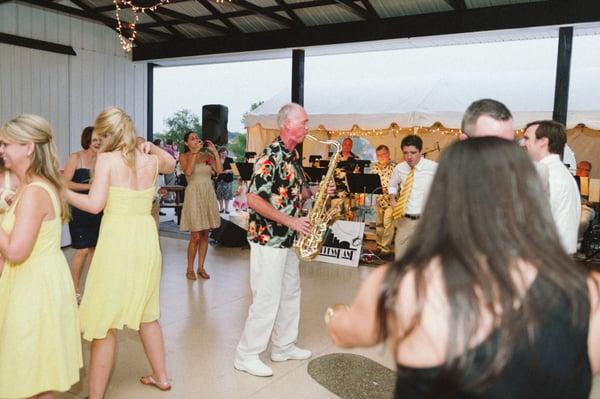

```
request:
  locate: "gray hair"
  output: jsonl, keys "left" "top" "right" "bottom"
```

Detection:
{"left": 277, "top": 103, "right": 305, "bottom": 129}
{"left": 461, "top": 99, "right": 512, "bottom": 136}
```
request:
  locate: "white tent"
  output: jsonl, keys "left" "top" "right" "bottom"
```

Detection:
{"left": 245, "top": 68, "right": 600, "bottom": 176}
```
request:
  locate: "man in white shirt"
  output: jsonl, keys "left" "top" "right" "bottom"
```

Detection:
{"left": 388, "top": 135, "right": 438, "bottom": 260}
{"left": 521, "top": 120, "right": 581, "bottom": 254}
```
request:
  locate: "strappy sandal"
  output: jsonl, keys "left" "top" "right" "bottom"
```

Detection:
{"left": 197, "top": 269, "right": 210, "bottom": 280}
{"left": 186, "top": 270, "right": 197, "bottom": 280}
{"left": 140, "top": 375, "right": 172, "bottom": 391}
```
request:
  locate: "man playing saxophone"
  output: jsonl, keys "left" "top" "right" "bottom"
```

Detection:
{"left": 235, "top": 103, "right": 335, "bottom": 377}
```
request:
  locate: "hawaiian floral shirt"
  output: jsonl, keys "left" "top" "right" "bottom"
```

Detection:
{"left": 247, "top": 137, "right": 303, "bottom": 248}
{"left": 371, "top": 160, "right": 397, "bottom": 208}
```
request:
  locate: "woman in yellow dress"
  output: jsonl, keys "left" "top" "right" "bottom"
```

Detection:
{"left": 66, "top": 107, "right": 176, "bottom": 398}
{"left": 0, "top": 114, "right": 82, "bottom": 399}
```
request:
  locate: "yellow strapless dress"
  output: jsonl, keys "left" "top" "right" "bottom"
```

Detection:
{"left": 0, "top": 182, "right": 82, "bottom": 398}
{"left": 79, "top": 185, "right": 162, "bottom": 341}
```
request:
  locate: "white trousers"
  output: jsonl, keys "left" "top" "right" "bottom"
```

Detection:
{"left": 236, "top": 242, "right": 301, "bottom": 359}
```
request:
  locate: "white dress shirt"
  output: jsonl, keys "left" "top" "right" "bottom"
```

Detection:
{"left": 388, "top": 158, "right": 438, "bottom": 215}
{"left": 563, "top": 144, "right": 577, "bottom": 175}
{"left": 538, "top": 154, "right": 581, "bottom": 254}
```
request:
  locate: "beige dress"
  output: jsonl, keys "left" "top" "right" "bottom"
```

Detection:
{"left": 180, "top": 163, "right": 221, "bottom": 231}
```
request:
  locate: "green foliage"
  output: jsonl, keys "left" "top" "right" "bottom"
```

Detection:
{"left": 155, "top": 109, "right": 202, "bottom": 151}
{"left": 240, "top": 100, "right": 264, "bottom": 126}
{"left": 227, "top": 132, "right": 247, "bottom": 162}
{"left": 156, "top": 101, "right": 262, "bottom": 161}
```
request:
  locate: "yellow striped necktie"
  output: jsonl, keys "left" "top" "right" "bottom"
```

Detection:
{"left": 392, "top": 167, "right": 415, "bottom": 220}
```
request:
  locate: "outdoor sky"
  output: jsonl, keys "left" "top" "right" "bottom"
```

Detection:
{"left": 153, "top": 34, "right": 600, "bottom": 135}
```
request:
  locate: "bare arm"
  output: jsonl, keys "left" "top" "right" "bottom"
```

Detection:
{"left": 65, "top": 153, "right": 111, "bottom": 214}
{"left": 0, "top": 186, "right": 49, "bottom": 263}
{"left": 62, "top": 153, "right": 90, "bottom": 192}
{"left": 247, "top": 193, "right": 310, "bottom": 235}
{"left": 328, "top": 265, "right": 388, "bottom": 348}
{"left": 588, "top": 271, "right": 600, "bottom": 374}
{"left": 179, "top": 153, "right": 198, "bottom": 177}
{"left": 205, "top": 141, "right": 222, "bottom": 174}
{"left": 151, "top": 143, "right": 176, "bottom": 174}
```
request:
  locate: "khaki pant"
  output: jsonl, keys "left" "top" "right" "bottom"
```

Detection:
{"left": 375, "top": 205, "right": 395, "bottom": 252}
{"left": 394, "top": 217, "right": 420, "bottom": 261}
{"left": 236, "top": 243, "right": 301, "bottom": 359}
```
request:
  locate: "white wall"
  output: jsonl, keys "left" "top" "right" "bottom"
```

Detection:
{"left": 0, "top": 2, "right": 147, "bottom": 163}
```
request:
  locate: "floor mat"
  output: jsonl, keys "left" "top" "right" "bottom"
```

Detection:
{"left": 307, "top": 353, "right": 395, "bottom": 399}
{"left": 159, "top": 220, "right": 190, "bottom": 240}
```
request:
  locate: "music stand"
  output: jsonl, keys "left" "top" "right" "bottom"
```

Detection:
{"left": 346, "top": 173, "right": 384, "bottom": 263}
{"left": 303, "top": 167, "right": 327, "bottom": 183}
{"left": 347, "top": 173, "right": 382, "bottom": 223}
{"left": 235, "top": 162, "right": 254, "bottom": 181}
{"left": 355, "top": 160, "right": 371, "bottom": 173}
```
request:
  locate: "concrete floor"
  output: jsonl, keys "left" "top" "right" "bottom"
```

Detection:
{"left": 56, "top": 231, "right": 600, "bottom": 398}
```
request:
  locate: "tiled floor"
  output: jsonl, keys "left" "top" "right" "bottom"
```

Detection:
{"left": 58, "top": 233, "right": 600, "bottom": 399}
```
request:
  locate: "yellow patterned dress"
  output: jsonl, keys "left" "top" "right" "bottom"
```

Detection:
{"left": 79, "top": 184, "right": 162, "bottom": 341}
{"left": 0, "top": 182, "right": 82, "bottom": 398}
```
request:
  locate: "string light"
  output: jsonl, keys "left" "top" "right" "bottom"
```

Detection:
{"left": 114, "top": 0, "right": 171, "bottom": 52}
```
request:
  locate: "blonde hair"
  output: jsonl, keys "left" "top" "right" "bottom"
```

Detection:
{"left": 0, "top": 114, "right": 70, "bottom": 222}
{"left": 94, "top": 107, "right": 137, "bottom": 169}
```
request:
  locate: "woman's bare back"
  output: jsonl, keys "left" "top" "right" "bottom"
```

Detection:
{"left": 107, "top": 151, "right": 158, "bottom": 191}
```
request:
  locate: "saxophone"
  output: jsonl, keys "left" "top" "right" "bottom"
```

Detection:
{"left": 294, "top": 135, "right": 342, "bottom": 261}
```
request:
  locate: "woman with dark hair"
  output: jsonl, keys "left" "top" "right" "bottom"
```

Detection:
{"left": 62, "top": 126, "right": 102, "bottom": 301}
{"left": 216, "top": 146, "right": 233, "bottom": 213}
{"left": 327, "top": 137, "right": 600, "bottom": 398}
{"left": 179, "top": 131, "right": 221, "bottom": 280}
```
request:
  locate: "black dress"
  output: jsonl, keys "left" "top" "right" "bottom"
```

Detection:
{"left": 394, "top": 276, "right": 591, "bottom": 399}
{"left": 68, "top": 168, "right": 102, "bottom": 249}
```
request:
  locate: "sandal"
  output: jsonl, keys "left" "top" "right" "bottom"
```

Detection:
{"left": 140, "top": 375, "right": 172, "bottom": 391}
{"left": 197, "top": 269, "right": 210, "bottom": 280}
{"left": 186, "top": 270, "right": 197, "bottom": 280}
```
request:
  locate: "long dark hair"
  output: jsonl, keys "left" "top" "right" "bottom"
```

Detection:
{"left": 377, "top": 137, "right": 589, "bottom": 390}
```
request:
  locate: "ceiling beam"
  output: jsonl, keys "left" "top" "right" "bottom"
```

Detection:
{"left": 332, "top": 0, "right": 376, "bottom": 21}
{"left": 17, "top": 0, "right": 173, "bottom": 40}
{"left": 136, "top": 0, "right": 363, "bottom": 30}
{"left": 360, "top": 0, "right": 379, "bottom": 17}
{"left": 153, "top": 6, "right": 230, "bottom": 34}
{"left": 443, "top": 0, "right": 467, "bottom": 11}
{"left": 274, "top": 0, "right": 305, "bottom": 27}
{"left": 146, "top": 9, "right": 186, "bottom": 39}
{"left": 233, "top": 0, "right": 297, "bottom": 28}
{"left": 194, "top": 0, "right": 242, "bottom": 33}
{"left": 0, "top": 32, "right": 76, "bottom": 55}
{"left": 93, "top": 0, "right": 189, "bottom": 13}
{"left": 133, "top": 0, "right": 600, "bottom": 61}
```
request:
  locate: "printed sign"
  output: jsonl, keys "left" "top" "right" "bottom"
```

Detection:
{"left": 315, "top": 220, "right": 365, "bottom": 267}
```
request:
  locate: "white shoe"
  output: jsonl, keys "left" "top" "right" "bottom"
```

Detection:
{"left": 234, "top": 357, "right": 274, "bottom": 377}
{"left": 271, "top": 346, "right": 312, "bottom": 362}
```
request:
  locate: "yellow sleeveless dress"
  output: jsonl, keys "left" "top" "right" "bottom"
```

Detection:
{"left": 0, "top": 182, "right": 82, "bottom": 398}
{"left": 79, "top": 183, "right": 162, "bottom": 341}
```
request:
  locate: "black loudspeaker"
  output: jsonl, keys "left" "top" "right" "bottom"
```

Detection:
{"left": 202, "top": 104, "right": 228, "bottom": 146}
{"left": 210, "top": 217, "right": 248, "bottom": 247}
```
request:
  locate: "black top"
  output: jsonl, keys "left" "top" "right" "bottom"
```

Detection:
{"left": 218, "top": 157, "right": 234, "bottom": 183}
{"left": 394, "top": 276, "right": 591, "bottom": 399}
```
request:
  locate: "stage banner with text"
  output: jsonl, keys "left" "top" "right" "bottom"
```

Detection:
{"left": 315, "top": 221, "right": 365, "bottom": 267}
